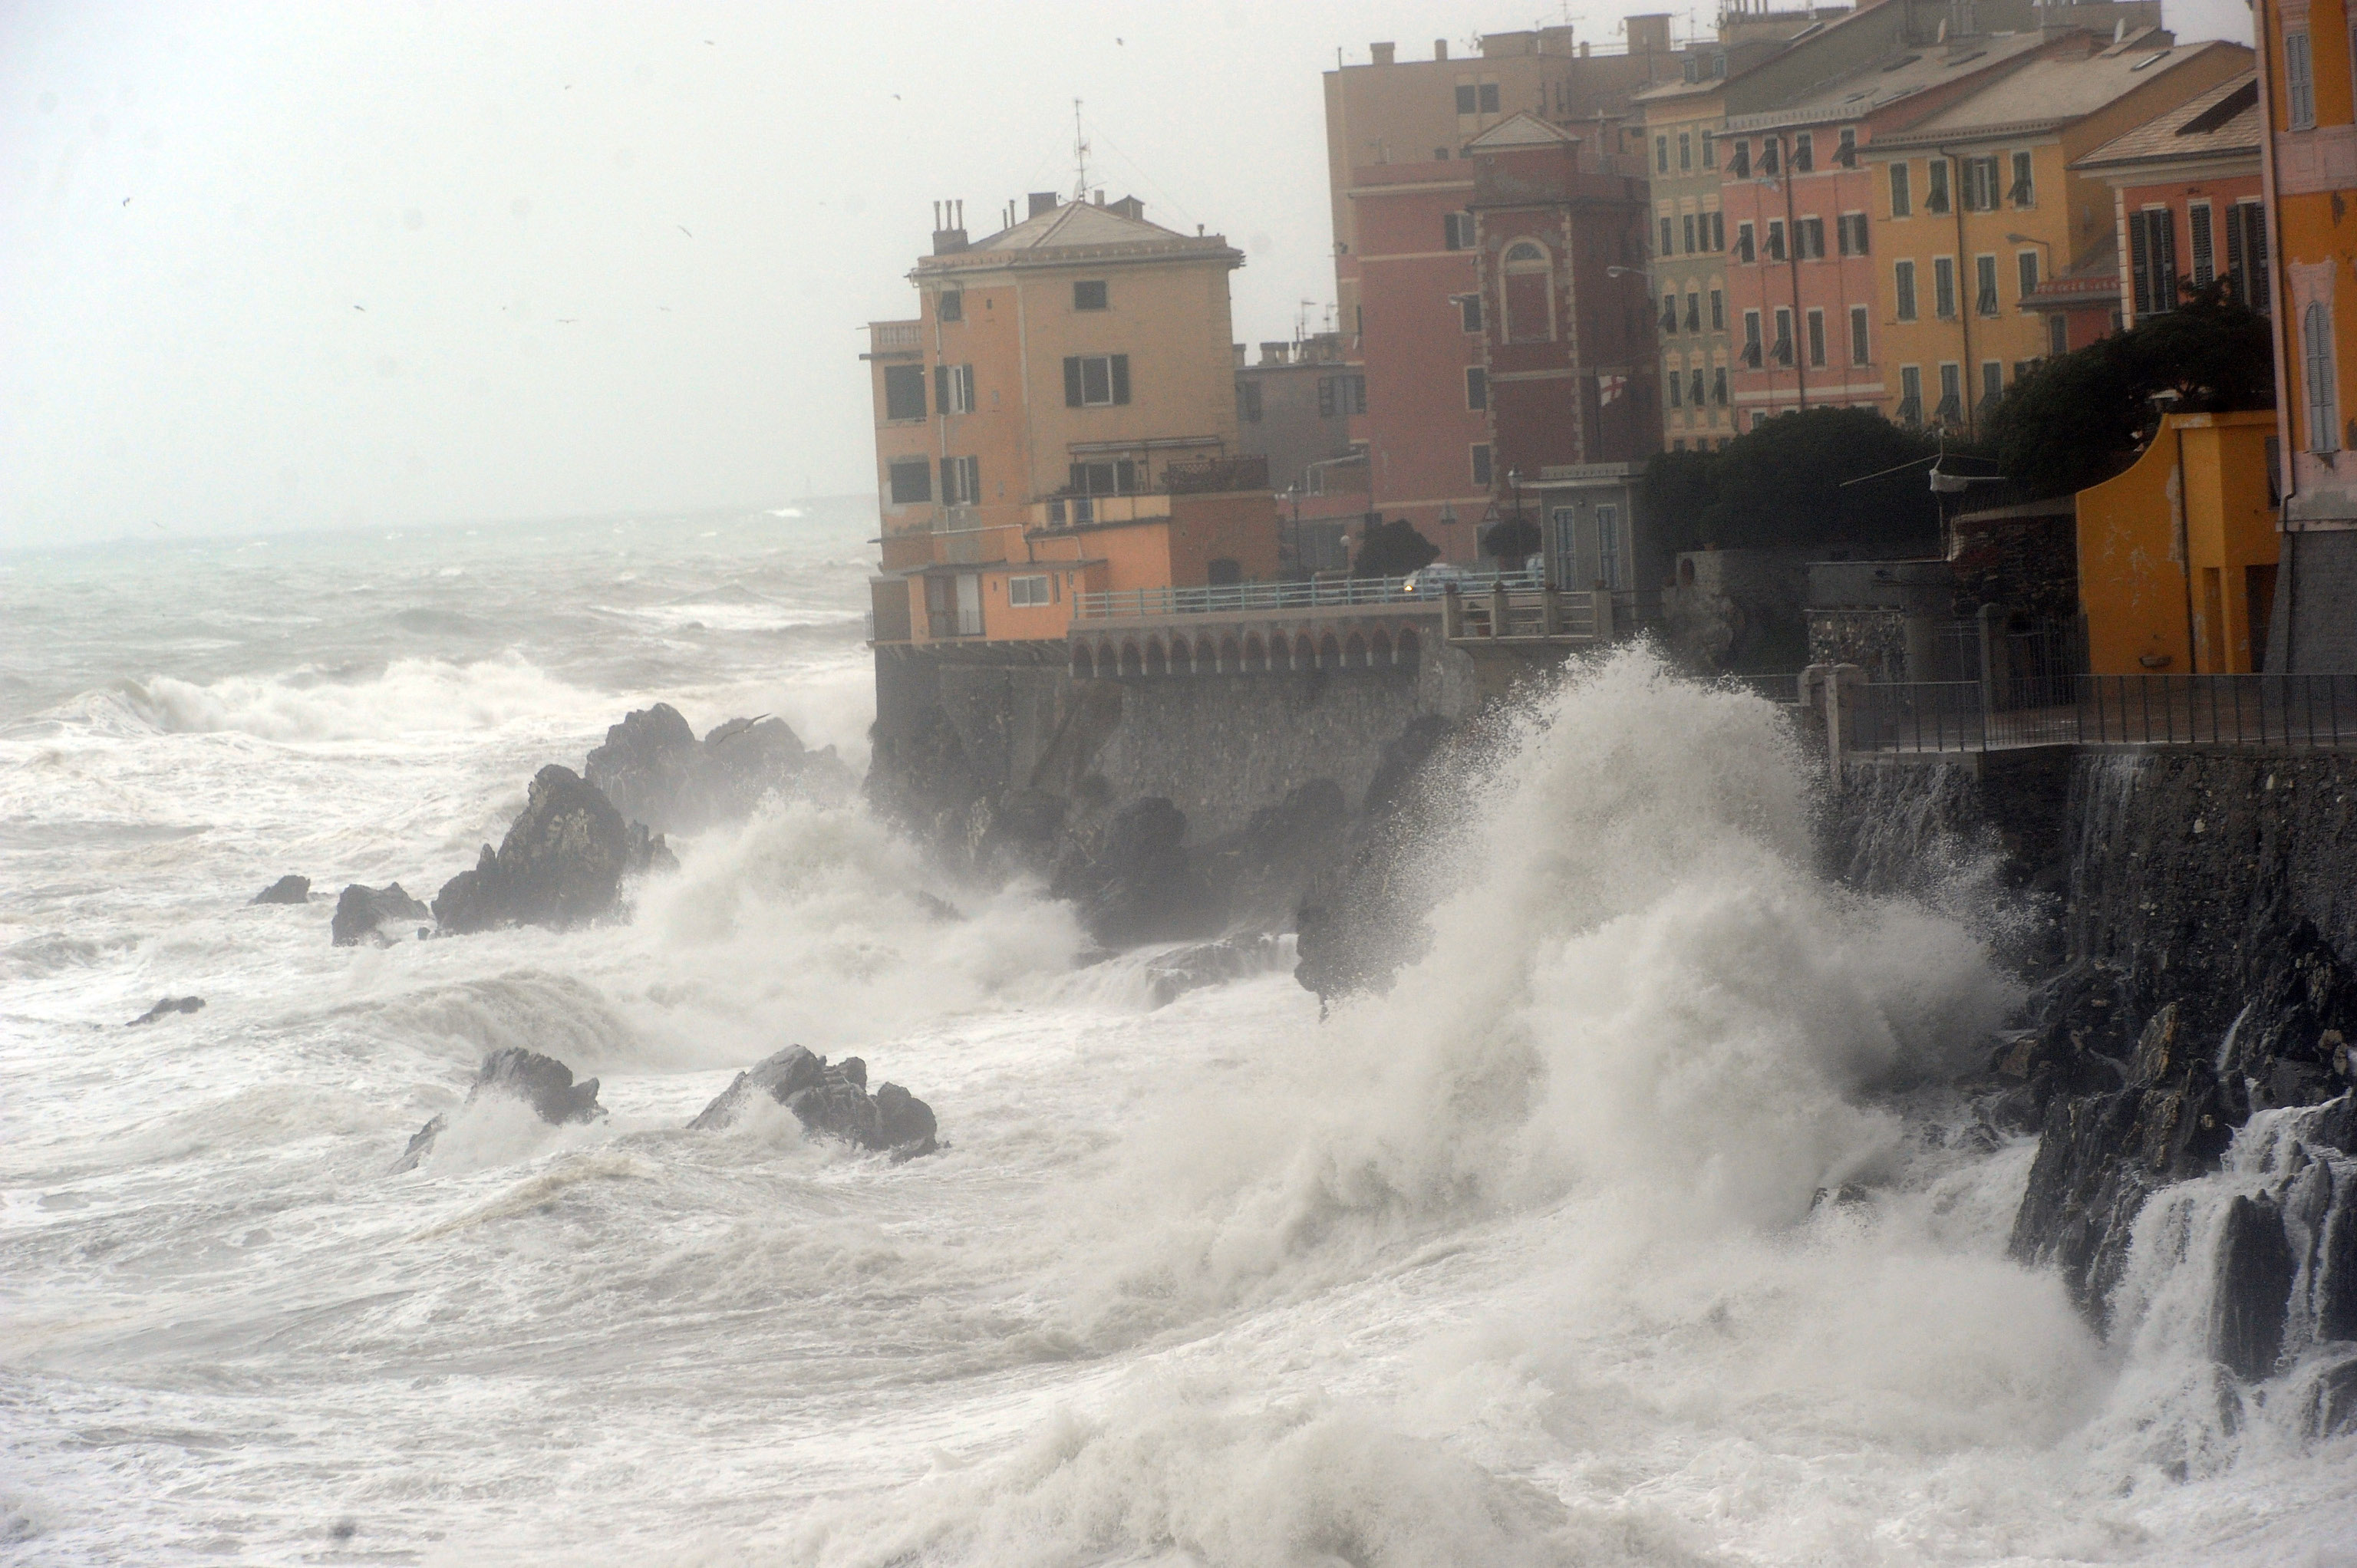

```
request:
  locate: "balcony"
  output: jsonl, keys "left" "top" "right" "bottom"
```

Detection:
{"left": 865, "top": 320, "right": 922, "bottom": 357}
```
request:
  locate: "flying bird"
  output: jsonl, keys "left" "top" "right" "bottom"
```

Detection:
{"left": 677, "top": 225, "right": 692, "bottom": 237}
{"left": 354, "top": 305, "right": 365, "bottom": 311}
{"left": 121, "top": 196, "right": 131, "bottom": 206}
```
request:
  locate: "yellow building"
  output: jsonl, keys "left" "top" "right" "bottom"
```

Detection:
{"left": 865, "top": 194, "right": 1274, "bottom": 644}
{"left": 2075, "top": 411, "right": 2280, "bottom": 674}
{"left": 1867, "top": 34, "right": 2250, "bottom": 434}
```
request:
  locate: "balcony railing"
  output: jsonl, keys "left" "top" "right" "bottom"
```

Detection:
{"left": 1074, "top": 569, "right": 1541, "bottom": 621}
{"left": 868, "top": 320, "right": 921, "bottom": 354}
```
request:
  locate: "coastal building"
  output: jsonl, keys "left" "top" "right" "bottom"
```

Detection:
{"left": 863, "top": 193, "right": 1274, "bottom": 646}
{"left": 2252, "top": 0, "right": 2357, "bottom": 668}
{"left": 2072, "top": 71, "right": 2266, "bottom": 324}
{"left": 1865, "top": 31, "right": 2250, "bottom": 436}
{"left": 1323, "top": 22, "right": 1683, "bottom": 562}
{"left": 1233, "top": 334, "right": 1362, "bottom": 573}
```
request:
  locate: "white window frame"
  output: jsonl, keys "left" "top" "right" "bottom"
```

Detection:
{"left": 1008, "top": 574, "right": 1053, "bottom": 608}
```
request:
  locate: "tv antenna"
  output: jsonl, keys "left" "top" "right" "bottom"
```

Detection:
{"left": 1072, "top": 99, "right": 1091, "bottom": 201}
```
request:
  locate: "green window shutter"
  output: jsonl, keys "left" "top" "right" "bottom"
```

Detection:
{"left": 1063, "top": 357, "right": 1083, "bottom": 407}
{"left": 934, "top": 365, "right": 948, "bottom": 408}
{"left": 1111, "top": 354, "right": 1131, "bottom": 405}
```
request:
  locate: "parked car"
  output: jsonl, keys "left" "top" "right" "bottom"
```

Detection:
{"left": 1402, "top": 563, "right": 1466, "bottom": 595}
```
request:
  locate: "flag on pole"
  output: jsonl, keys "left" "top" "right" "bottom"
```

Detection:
{"left": 1597, "top": 374, "right": 1627, "bottom": 404}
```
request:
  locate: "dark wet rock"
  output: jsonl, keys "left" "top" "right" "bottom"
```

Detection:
{"left": 128, "top": 996, "right": 204, "bottom": 1026}
{"left": 251, "top": 875, "right": 311, "bottom": 905}
{"left": 1294, "top": 717, "right": 1459, "bottom": 1004}
{"left": 431, "top": 766, "right": 673, "bottom": 936}
{"left": 332, "top": 882, "right": 430, "bottom": 947}
{"left": 2309, "top": 1355, "right": 2357, "bottom": 1439}
{"left": 1208, "top": 780, "right": 1351, "bottom": 931}
{"left": 585, "top": 702, "right": 852, "bottom": 835}
{"left": 687, "top": 1043, "right": 937, "bottom": 1157}
{"left": 2209, "top": 1194, "right": 2296, "bottom": 1379}
{"left": 392, "top": 1046, "right": 604, "bottom": 1172}
{"left": 1142, "top": 934, "right": 1287, "bottom": 1007}
{"left": 1051, "top": 797, "right": 1221, "bottom": 947}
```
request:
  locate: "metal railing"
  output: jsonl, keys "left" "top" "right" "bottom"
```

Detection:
{"left": 1841, "top": 673, "right": 2357, "bottom": 754}
{"left": 1073, "top": 570, "right": 1540, "bottom": 621}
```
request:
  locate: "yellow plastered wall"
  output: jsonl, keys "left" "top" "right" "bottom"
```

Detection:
{"left": 2075, "top": 411, "right": 2280, "bottom": 674}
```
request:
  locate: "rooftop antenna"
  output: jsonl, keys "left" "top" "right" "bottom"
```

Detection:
{"left": 1072, "top": 99, "right": 1091, "bottom": 203}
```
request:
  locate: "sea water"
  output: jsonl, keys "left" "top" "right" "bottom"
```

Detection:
{"left": 2, "top": 506, "right": 2352, "bottom": 1566}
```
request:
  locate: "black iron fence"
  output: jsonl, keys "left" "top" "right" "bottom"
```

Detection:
{"left": 1843, "top": 672, "right": 2357, "bottom": 753}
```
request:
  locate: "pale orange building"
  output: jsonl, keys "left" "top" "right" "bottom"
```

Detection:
{"left": 864, "top": 194, "right": 1277, "bottom": 645}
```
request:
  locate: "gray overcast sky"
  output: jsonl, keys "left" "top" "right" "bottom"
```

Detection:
{"left": 2, "top": 0, "right": 2249, "bottom": 546}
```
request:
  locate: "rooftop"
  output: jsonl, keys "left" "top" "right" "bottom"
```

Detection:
{"left": 2073, "top": 70, "right": 2260, "bottom": 170}
{"left": 916, "top": 199, "right": 1241, "bottom": 275}
{"left": 1874, "top": 35, "right": 2249, "bottom": 147}
{"left": 1725, "top": 31, "right": 2052, "bottom": 133}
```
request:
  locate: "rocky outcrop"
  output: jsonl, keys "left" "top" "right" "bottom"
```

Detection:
{"left": 129, "top": 996, "right": 204, "bottom": 1025}
{"left": 1051, "top": 797, "right": 1221, "bottom": 947}
{"left": 1141, "top": 934, "right": 1290, "bottom": 1008}
{"left": 252, "top": 875, "right": 311, "bottom": 904}
{"left": 392, "top": 1046, "right": 605, "bottom": 1172}
{"left": 332, "top": 883, "right": 430, "bottom": 947}
{"left": 1292, "top": 716, "right": 1459, "bottom": 1003}
{"left": 687, "top": 1044, "right": 938, "bottom": 1158}
{"left": 431, "top": 766, "right": 674, "bottom": 935}
{"left": 585, "top": 703, "right": 852, "bottom": 835}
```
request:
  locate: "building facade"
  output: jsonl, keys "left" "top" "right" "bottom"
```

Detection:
{"left": 2072, "top": 71, "right": 2266, "bottom": 326}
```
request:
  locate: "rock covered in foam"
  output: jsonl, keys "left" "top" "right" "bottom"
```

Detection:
{"left": 251, "top": 875, "right": 312, "bottom": 904}
{"left": 1051, "top": 796, "right": 1221, "bottom": 947}
{"left": 584, "top": 702, "right": 852, "bottom": 836}
{"left": 129, "top": 996, "right": 205, "bottom": 1026}
{"left": 332, "top": 882, "right": 430, "bottom": 946}
{"left": 392, "top": 1046, "right": 605, "bottom": 1172}
{"left": 688, "top": 1043, "right": 938, "bottom": 1158}
{"left": 431, "top": 765, "right": 674, "bottom": 936}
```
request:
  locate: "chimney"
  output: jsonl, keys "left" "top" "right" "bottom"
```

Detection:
{"left": 1027, "top": 190, "right": 1061, "bottom": 219}
{"left": 1260, "top": 341, "right": 1292, "bottom": 365}
{"left": 1435, "top": 38, "right": 1449, "bottom": 60}
{"left": 1626, "top": 14, "right": 1673, "bottom": 54}
{"left": 1371, "top": 41, "right": 1396, "bottom": 64}
{"left": 1108, "top": 194, "right": 1146, "bottom": 221}
{"left": 1093, "top": 189, "right": 1106, "bottom": 205}
{"left": 931, "top": 199, "right": 968, "bottom": 255}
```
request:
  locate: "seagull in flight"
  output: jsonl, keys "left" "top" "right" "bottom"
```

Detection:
{"left": 677, "top": 225, "right": 692, "bottom": 237}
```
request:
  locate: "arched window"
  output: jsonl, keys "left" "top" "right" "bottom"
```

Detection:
{"left": 2306, "top": 301, "right": 2339, "bottom": 453}
{"left": 1503, "top": 240, "right": 1554, "bottom": 344}
{"left": 1071, "top": 644, "right": 1096, "bottom": 680}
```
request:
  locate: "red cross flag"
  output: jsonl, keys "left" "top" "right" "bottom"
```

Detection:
{"left": 1597, "top": 374, "right": 1627, "bottom": 404}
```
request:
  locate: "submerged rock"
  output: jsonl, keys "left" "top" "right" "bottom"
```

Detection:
{"left": 687, "top": 1043, "right": 937, "bottom": 1158}
{"left": 251, "top": 875, "right": 312, "bottom": 905}
{"left": 128, "top": 996, "right": 204, "bottom": 1026}
{"left": 584, "top": 703, "right": 853, "bottom": 835}
{"left": 331, "top": 883, "right": 430, "bottom": 947}
{"left": 431, "top": 766, "right": 674, "bottom": 935}
{"left": 392, "top": 1046, "right": 605, "bottom": 1172}
{"left": 1142, "top": 934, "right": 1287, "bottom": 1008}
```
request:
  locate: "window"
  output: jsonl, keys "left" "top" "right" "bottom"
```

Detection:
{"left": 1456, "top": 84, "right": 1478, "bottom": 114}
{"left": 1795, "top": 217, "right": 1825, "bottom": 259}
{"left": 938, "top": 290, "right": 964, "bottom": 322}
{"left": 1713, "top": 366, "right": 1729, "bottom": 404}
{"left": 1444, "top": 211, "right": 1475, "bottom": 250}
{"left": 1238, "top": 379, "right": 1262, "bottom": 422}
{"left": 1479, "top": 82, "right": 1500, "bottom": 114}
{"left": 1766, "top": 219, "right": 1787, "bottom": 262}
{"left": 1662, "top": 292, "right": 1680, "bottom": 333}
{"left": 935, "top": 362, "right": 976, "bottom": 414}
{"left": 1926, "top": 158, "right": 1950, "bottom": 214}
{"left": 1961, "top": 156, "right": 2001, "bottom": 212}
{"left": 1009, "top": 575, "right": 1052, "bottom": 608}
{"left": 2287, "top": 31, "right": 2316, "bottom": 130}
{"left": 1794, "top": 132, "right": 1815, "bottom": 172}
{"left": 1980, "top": 361, "right": 2003, "bottom": 410}
{"left": 1461, "top": 293, "right": 1485, "bottom": 332}
{"left": 1936, "top": 362, "right": 1963, "bottom": 425}
{"left": 1073, "top": 280, "right": 1108, "bottom": 311}
{"left": 1898, "top": 364, "right": 1924, "bottom": 424}
{"left": 1742, "top": 309, "right": 1764, "bottom": 367}
{"left": 2009, "top": 150, "right": 2036, "bottom": 207}
{"left": 1889, "top": 161, "right": 1912, "bottom": 218}
{"left": 1685, "top": 292, "right": 1701, "bottom": 331}
{"left": 1660, "top": 216, "right": 1676, "bottom": 255}
{"left": 1710, "top": 211, "right": 1726, "bottom": 251}
{"left": 1597, "top": 505, "right": 1622, "bottom": 588}
{"left": 1772, "top": 307, "right": 1794, "bottom": 364}
{"left": 1063, "top": 354, "right": 1132, "bottom": 407}
{"left": 1465, "top": 366, "right": 1488, "bottom": 410}
{"left": 1838, "top": 213, "right": 1870, "bottom": 255}
{"left": 1807, "top": 308, "right": 1827, "bottom": 367}
{"left": 1975, "top": 254, "right": 1999, "bottom": 317}
{"left": 2305, "top": 300, "right": 2337, "bottom": 451}
{"left": 1709, "top": 289, "right": 1725, "bottom": 330}
{"left": 1689, "top": 367, "right": 1706, "bottom": 405}
{"left": 885, "top": 458, "right": 931, "bottom": 503}
{"left": 1683, "top": 214, "right": 1698, "bottom": 254}
{"left": 1736, "top": 221, "right": 1756, "bottom": 263}
{"left": 2227, "top": 201, "right": 2271, "bottom": 313}
{"left": 1760, "top": 137, "right": 1781, "bottom": 176}
{"left": 1730, "top": 139, "right": 1752, "bottom": 178}
{"left": 1895, "top": 260, "right": 1918, "bottom": 321}
{"left": 882, "top": 363, "right": 926, "bottom": 421}
{"left": 2048, "top": 313, "right": 2069, "bottom": 355}
{"left": 2129, "top": 208, "right": 2178, "bottom": 317}
{"left": 1472, "top": 443, "right": 1493, "bottom": 486}
{"left": 1679, "top": 131, "right": 1693, "bottom": 171}
{"left": 1837, "top": 127, "right": 1858, "bottom": 168}
{"left": 2018, "top": 250, "right": 2042, "bottom": 301}
{"left": 1703, "top": 131, "right": 1717, "bottom": 169}
{"left": 1067, "top": 459, "right": 1137, "bottom": 495}
{"left": 1933, "top": 255, "right": 1957, "bottom": 319}
{"left": 1667, "top": 367, "right": 1683, "bottom": 407}
{"left": 1656, "top": 134, "right": 1671, "bottom": 172}
{"left": 2190, "top": 201, "right": 2215, "bottom": 287}
{"left": 1317, "top": 373, "right": 1367, "bottom": 416}
{"left": 939, "top": 454, "right": 981, "bottom": 505}
{"left": 2014, "top": 359, "right": 2041, "bottom": 383}
{"left": 1849, "top": 305, "right": 1870, "bottom": 365}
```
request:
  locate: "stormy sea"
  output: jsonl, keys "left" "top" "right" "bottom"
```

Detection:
{"left": 2, "top": 503, "right": 2352, "bottom": 1567}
